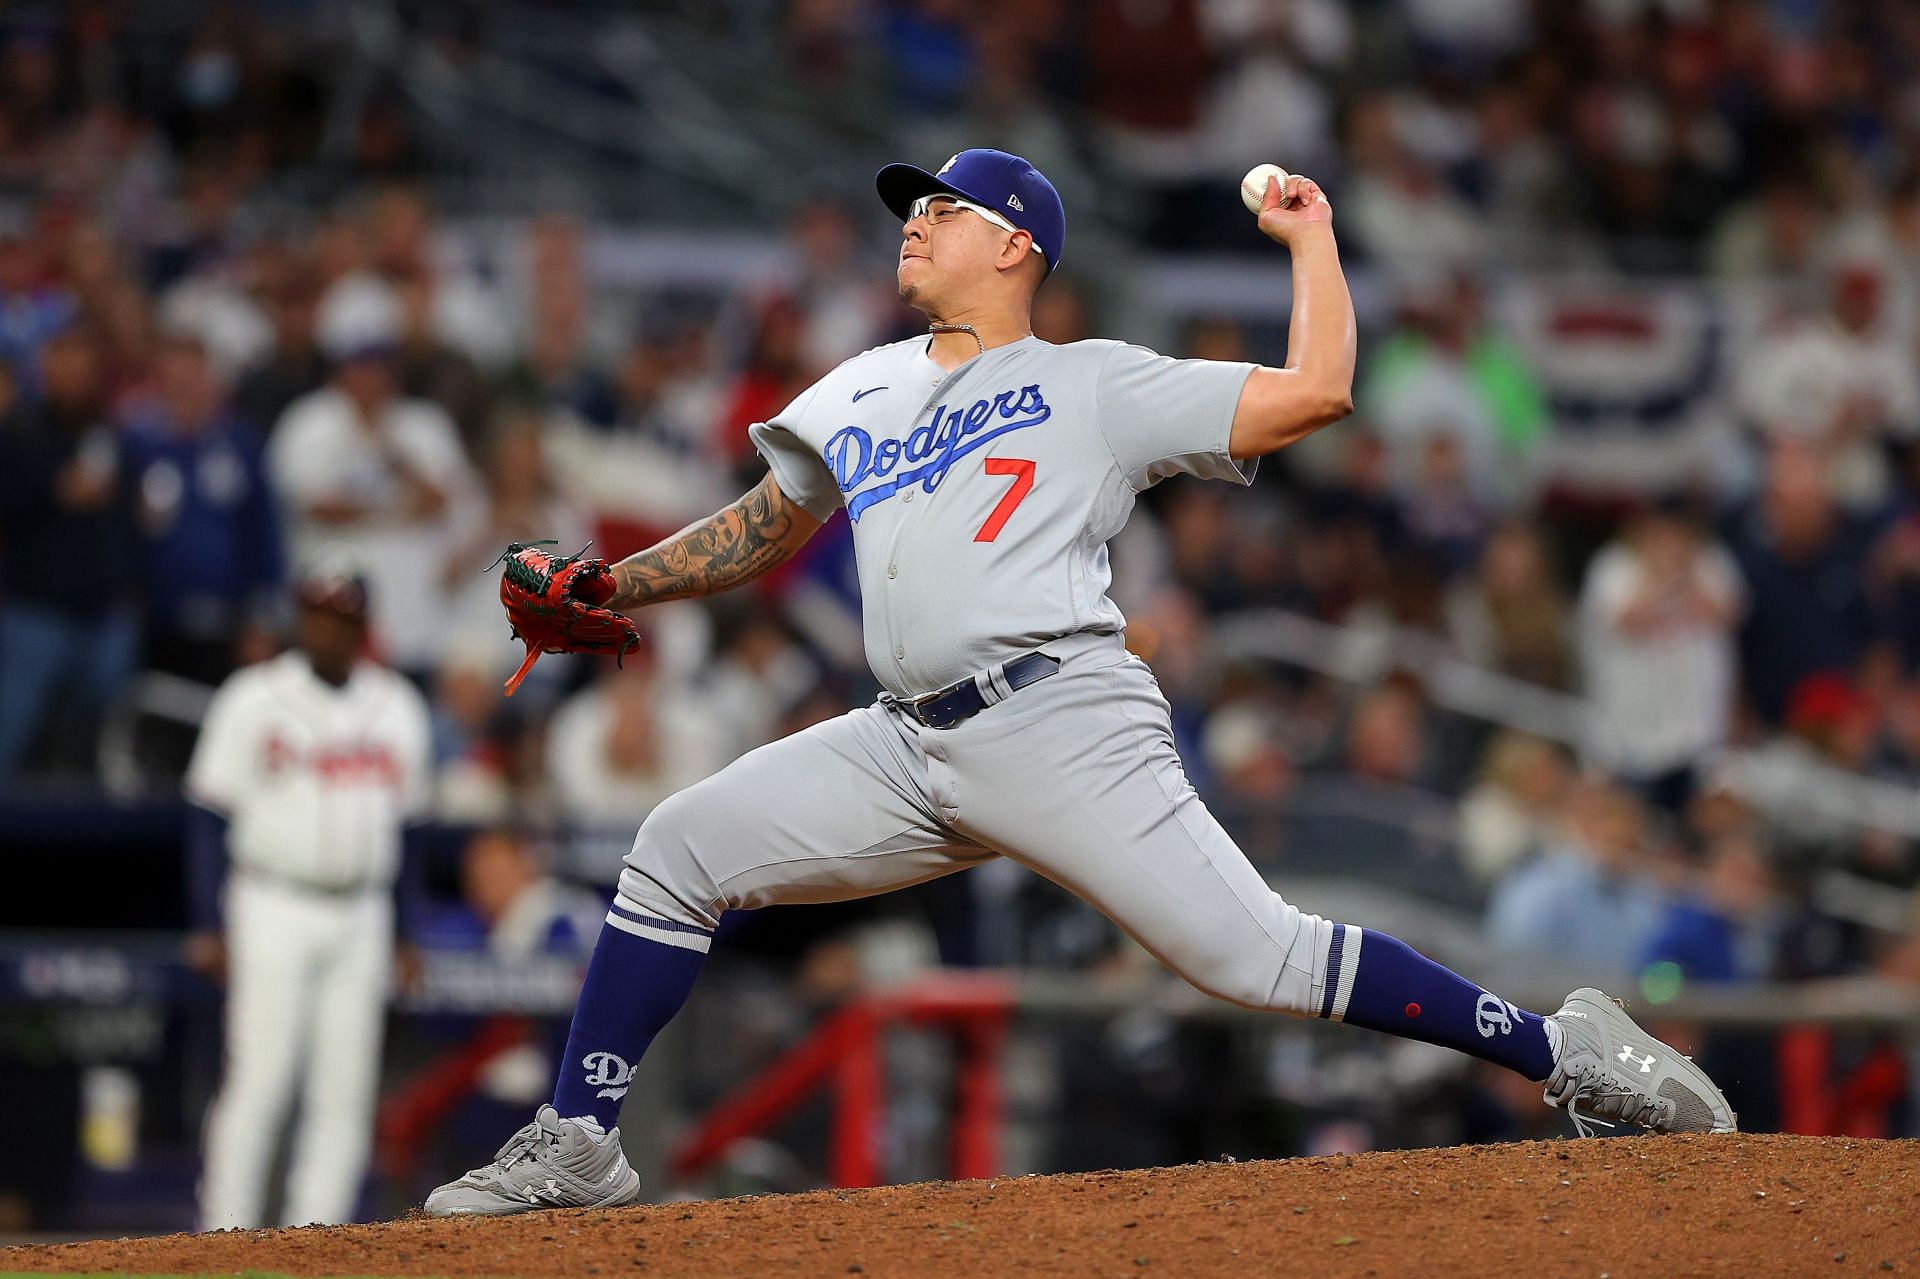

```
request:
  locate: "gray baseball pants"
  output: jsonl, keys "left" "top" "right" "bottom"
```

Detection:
{"left": 614, "top": 632, "right": 1342, "bottom": 1015}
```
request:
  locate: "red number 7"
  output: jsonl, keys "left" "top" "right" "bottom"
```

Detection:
{"left": 974, "top": 457, "right": 1036, "bottom": 542}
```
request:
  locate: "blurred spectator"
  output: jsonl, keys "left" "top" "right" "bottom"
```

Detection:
{"left": 1641, "top": 836, "right": 1781, "bottom": 986}
{"left": 430, "top": 650, "right": 517, "bottom": 824}
{"left": 455, "top": 827, "right": 604, "bottom": 959}
{"left": 881, "top": 0, "right": 979, "bottom": 118}
{"left": 0, "top": 226, "right": 77, "bottom": 391}
{"left": 899, "top": 18, "right": 1095, "bottom": 225}
{"left": 232, "top": 270, "right": 325, "bottom": 432}
{"left": 697, "top": 603, "right": 824, "bottom": 761}
{"left": 1200, "top": 1, "right": 1339, "bottom": 188}
{"left": 439, "top": 411, "right": 591, "bottom": 682}
{"left": 716, "top": 297, "right": 815, "bottom": 468}
{"left": 1447, "top": 521, "right": 1572, "bottom": 689}
{"left": 1735, "top": 258, "right": 1920, "bottom": 512}
{"left": 1201, "top": 696, "right": 1297, "bottom": 853}
{"left": 1083, "top": 0, "right": 1214, "bottom": 246}
{"left": 1456, "top": 730, "right": 1572, "bottom": 886}
{"left": 786, "top": 199, "right": 896, "bottom": 369}
{"left": 545, "top": 659, "right": 733, "bottom": 829}
{"left": 1708, "top": 175, "right": 1824, "bottom": 283}
{"left": 607, "top": 321, "right": 723, "bottom": 456}
{"left": 497, "top": 284, "right": 617, "bottom": 430}
{"left": 1282, "top": 683, "right": 1473, "bottom": 904}
{"left": 1717, "top": 674, "right": 1885, "bottom": 861}
{"left": 1470, "top": 77, "right": 1589, "bottom": 270}
{"left": 1486, "top": 781, "right": 1667, "bottom": 972}
{"left": 1361, "top": 272, "right": 1548, "bottom": 509}
{"left": 394, "top": 270, "right": 490, "bottom": 452}
{"left": 1343, "top": 93, "right": 1487, "bottom": 275}
{"left": 0, "top": 327, "right": 140, "bottom": 776}
{"left": 120, "top": 331, "right": 282, "bottom": 686}
{"left": 1401, "top": 434, "right": 1491, "bottom": 579}
{"left": 267, "top": 288, "right": 480, "bottom": 675}
{"left": 1873, "top": 508, "right": 1920, "bottom": 675}
{"left": 1726, "top": 437, "right": 1882, "bottom": 726}
{"left": 317, "top": 186, "right": 512, "bottom": 370}
{"left": 1578, "top": 504, "right": 1744, "bottom": 813}
{"left": 542, "top": 329, "right": 731, "bottom": 556}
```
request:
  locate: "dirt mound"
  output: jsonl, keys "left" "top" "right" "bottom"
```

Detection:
{"left": 7, "top": 1134, "right": 1918, "bottom": 1278}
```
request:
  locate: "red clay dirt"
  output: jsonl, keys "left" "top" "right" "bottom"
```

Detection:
{"left": 6, "top": 1134, "right": 1918, "bottom": 1278}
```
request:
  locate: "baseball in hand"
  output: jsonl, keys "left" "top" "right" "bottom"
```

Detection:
{"left": 1240, "top": 163, "right": 1292, "bottom": 214}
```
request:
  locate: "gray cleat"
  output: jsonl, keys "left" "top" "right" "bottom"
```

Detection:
{"left": 423, "top": 1105, "right": 641, "bottom": 1217}
{"left": 1544, "top": 987, "right": 1737, "bottom": 1136}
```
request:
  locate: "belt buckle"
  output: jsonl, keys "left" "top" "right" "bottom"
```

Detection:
{"left": 899, "top": 689, "right": 943, "bottom": 727}
{"left": 908, "top": 677, "right": 974, "bottom": 729}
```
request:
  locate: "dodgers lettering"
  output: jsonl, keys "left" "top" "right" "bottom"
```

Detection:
{"left": 828, "top": 384, "right": 1051, "bottom": 521}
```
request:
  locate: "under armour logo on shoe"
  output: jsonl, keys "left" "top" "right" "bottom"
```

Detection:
{"left": 521, "top": 1178, "right": 566, "bottom": 1205}
{"left": 1617, "top": 1045, "right": 1657, "bottom": 1073}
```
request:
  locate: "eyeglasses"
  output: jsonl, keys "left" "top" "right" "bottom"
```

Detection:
{"left": 908, "top": 194, "right": 1044, "bottom": 255}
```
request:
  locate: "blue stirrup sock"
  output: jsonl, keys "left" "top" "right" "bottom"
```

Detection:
{"left": 550, "top": 907, "right": 710, "bottom": 1131}
{"left": 1319, "top": 924, "right": 1557, "bottom": 1082}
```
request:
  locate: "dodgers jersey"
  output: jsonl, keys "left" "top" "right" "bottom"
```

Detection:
{"left": 751, "top": 335, "right": 1256, "bottom": 696}
{"left": 186, "top": 652, "right": 433, "bottom": 891}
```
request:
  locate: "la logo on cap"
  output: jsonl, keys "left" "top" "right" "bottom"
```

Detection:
{"left": 938, "top": 155, "right": 958, "bottom": 174}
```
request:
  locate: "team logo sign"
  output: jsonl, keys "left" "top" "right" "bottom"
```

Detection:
{"left": 582, "top": 1051, "right": 636, "bottom": 1101}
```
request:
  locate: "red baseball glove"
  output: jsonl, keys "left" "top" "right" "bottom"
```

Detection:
{"left": 492, "top": 541, "right": 641, "bottom": 696}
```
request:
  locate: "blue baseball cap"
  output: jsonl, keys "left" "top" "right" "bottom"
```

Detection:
{"left": 876, "top": 148, "right": 1065, "bottom": 272}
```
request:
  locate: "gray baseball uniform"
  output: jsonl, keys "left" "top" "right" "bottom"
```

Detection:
{"left": 612, "top": 335, "right": 1350, "bottom": 1020}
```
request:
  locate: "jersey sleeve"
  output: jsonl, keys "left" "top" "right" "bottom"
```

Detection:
{"left": 185, "top": 677, "right": 258, "bottom": 814}
{"left": 748, "top": 379, "right": 843, "bottom": 522}
{"left": 1094, "top": 342, "right": 1259, "bottom": 490}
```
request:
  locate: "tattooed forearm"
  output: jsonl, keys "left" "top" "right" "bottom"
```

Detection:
{"left": 606, "top": 473, "right": 821, "bottom": 609}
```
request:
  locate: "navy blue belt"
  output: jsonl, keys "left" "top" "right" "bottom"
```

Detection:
{"left": 887, "top": 651, "right": 1061, "bottom": 730}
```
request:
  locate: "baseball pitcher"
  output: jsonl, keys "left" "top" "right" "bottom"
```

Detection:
{"left": 187, "top": 567, "right": 432, "bottom": 1228}
{"left": 427, "top": 150, "right": 1733, "bottom": 1214}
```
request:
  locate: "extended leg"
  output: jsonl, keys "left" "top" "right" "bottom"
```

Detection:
{"left": 424, "top": 704, "right": 993, "bottom": 1215}
{"left": 944, "top": 652, "right": 1731, "bottom": 1131}
{"left": 945, "top": 654, "right": 1546, "bottom": 1076}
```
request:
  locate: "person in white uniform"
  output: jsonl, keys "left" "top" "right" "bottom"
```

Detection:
{"left": 186, "top": 565, "right": 432, "bottom": 1228}
{"left": 426, "top": 150, "right": 1733, "bottom": 1216}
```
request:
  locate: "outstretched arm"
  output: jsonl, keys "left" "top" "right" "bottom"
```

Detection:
{"left": 605, "top": 471, "right": 823, "bottom": 610}
{"left": 1228, "top": 173, "right": 1357, "bottom": 459}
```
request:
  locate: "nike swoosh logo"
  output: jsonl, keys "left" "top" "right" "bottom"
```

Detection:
{"left": 852, "top": 386, "right": 887, "bottom": 402}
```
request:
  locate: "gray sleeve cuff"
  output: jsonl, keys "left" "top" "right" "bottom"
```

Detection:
{"left": 748, "top": 420, "right": 842, "bottom": 522}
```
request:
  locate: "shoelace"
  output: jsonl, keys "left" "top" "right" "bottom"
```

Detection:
{"left": 469, "top": 1123, "right": 557, "bottom": 1184}
{"left": 1559, "top": 1063, "right": 1666, "bottom": 1138}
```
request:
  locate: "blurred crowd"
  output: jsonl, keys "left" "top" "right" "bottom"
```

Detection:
{"left": 2, "top": 0, "right": 1920, "bottom": 1027}
{"left": 811, "top": 0, "right": 1920, "bottom": 279}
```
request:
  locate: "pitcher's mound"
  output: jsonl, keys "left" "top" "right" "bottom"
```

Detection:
{"left": 7, "top": 1134, "right": 1918, "bottom": 1277}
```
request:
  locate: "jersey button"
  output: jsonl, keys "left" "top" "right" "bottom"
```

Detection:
{"left": 887, "top": 564, "right": 898, "bottom": 579}
{"left": 893, "top": 646, "right": 905, "bottom": 661}
{"left": 903, "top": 491, "right": 914, "bottom": 503}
